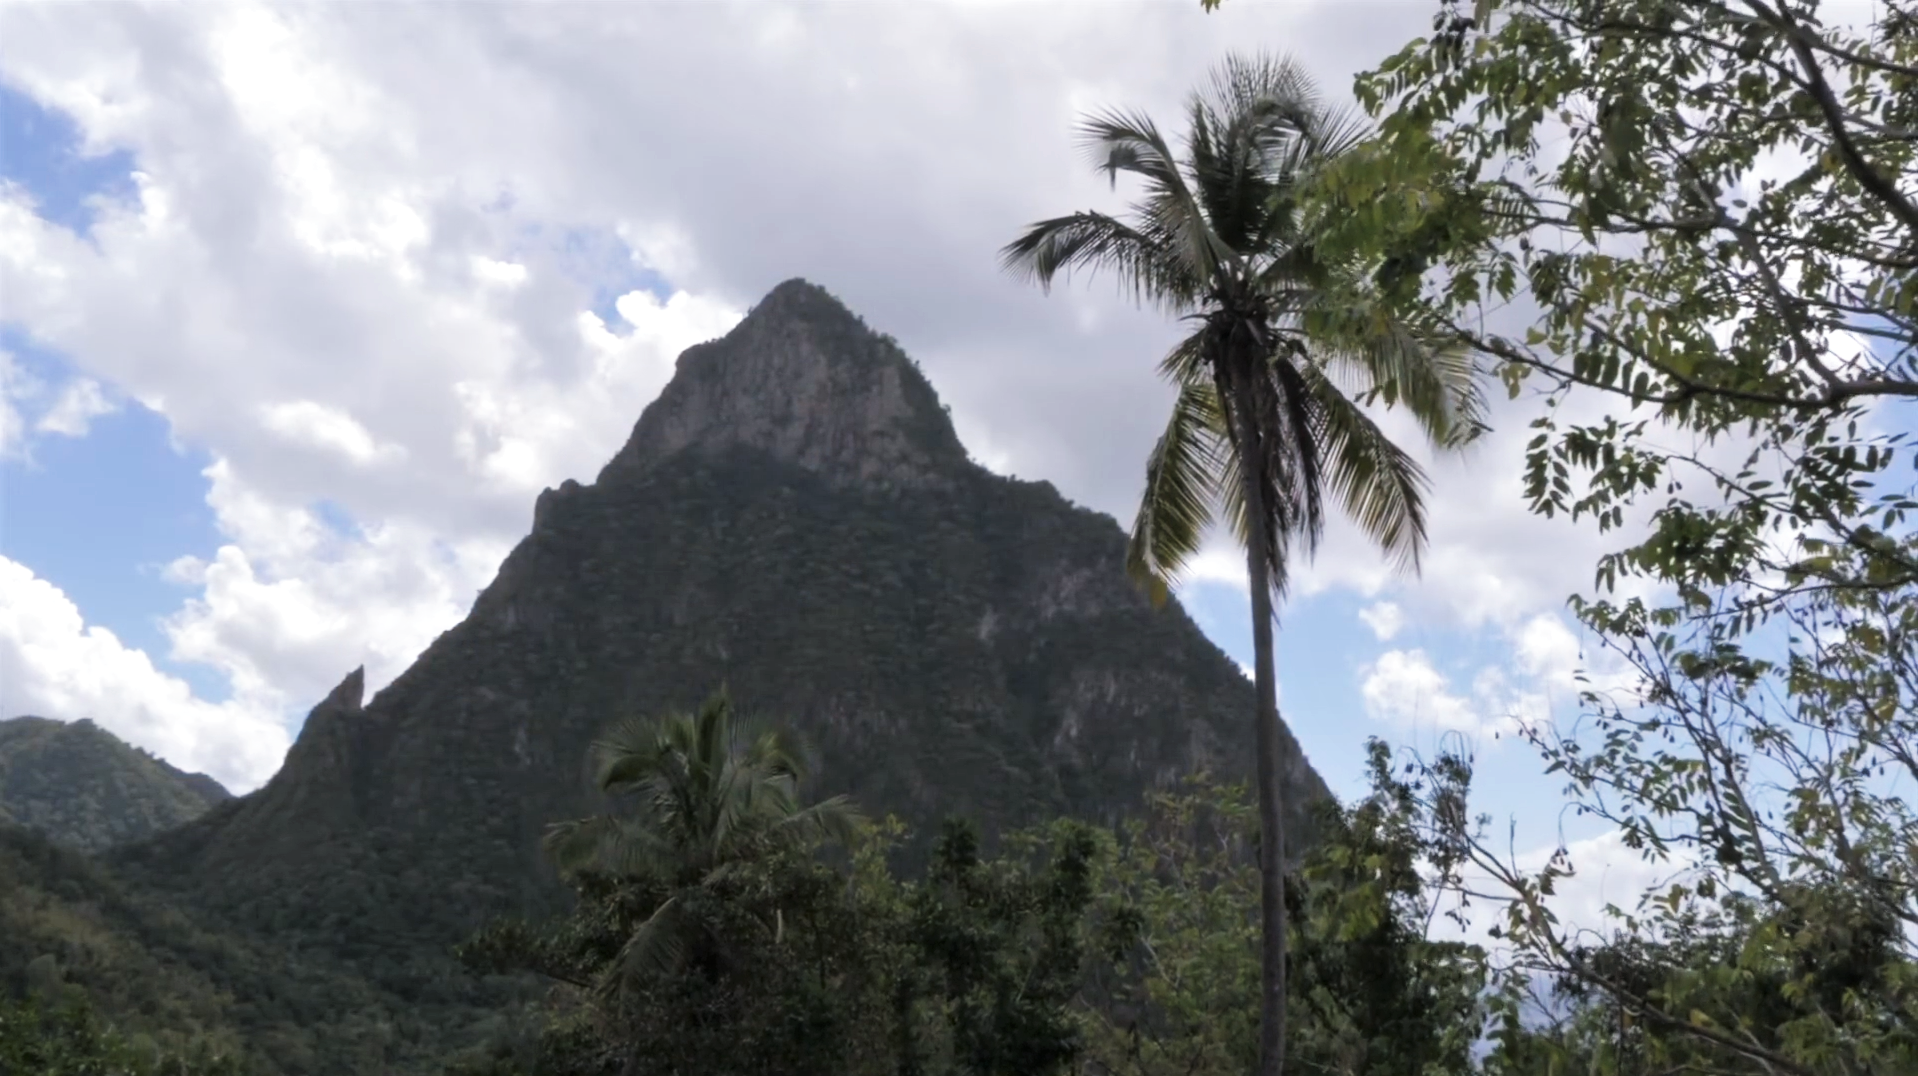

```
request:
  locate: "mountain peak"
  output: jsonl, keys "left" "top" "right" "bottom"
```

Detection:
{"left": 597, "top": 278, "right": 969, "bottom": 488}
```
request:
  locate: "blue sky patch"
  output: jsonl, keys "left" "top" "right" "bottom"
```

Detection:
{"left": 0, "top": 79, "right": 138, "bottom": 238}
{"left": 544, "top": 225, "right": 673, "bottom": 333}
{"left": 1179, "top": 578, "right": 1608, "bottom": 848}
{"left": 1, "top": 338, "right": 230, "bottom": 703}
{"left": 311, "top": 498, "right": 366, "bottom": 546}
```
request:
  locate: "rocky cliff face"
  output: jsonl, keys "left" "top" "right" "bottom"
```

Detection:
{"left": 0, "top": 716, "right": 231, "bottom": 853}
{"left": 598, "top": 278, "right": 968, "bottom": 490}
{"left": 124, "top": 279, "right": 1330, "bottom": 955}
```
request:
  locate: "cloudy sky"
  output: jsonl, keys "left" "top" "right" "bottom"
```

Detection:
{"left": 0, "top": 0, "right": 1689, "bottom": 929}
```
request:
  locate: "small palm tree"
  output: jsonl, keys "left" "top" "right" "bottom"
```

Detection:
{"left": 1001, "top": 52, "right": 1484, "bottom": 1076}
{"left": 543, "top": 688, "right": 860, "bottom": 993}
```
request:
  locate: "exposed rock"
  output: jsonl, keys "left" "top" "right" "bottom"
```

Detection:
{"left": 598, "top": 279, "right": 968, "bottom": 489}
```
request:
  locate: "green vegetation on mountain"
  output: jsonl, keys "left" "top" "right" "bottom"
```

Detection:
{"left": 1002, "top": 51, "right": 1487, "bottom": 1076}
{"left": 0, "top": 992, "right": 245, "bottom": 1076}
{"left": 0, "top": 819, "right": 500, "bottom": 1073}
{"left": 0, "top": 717, "right": 230, "bottom": 853}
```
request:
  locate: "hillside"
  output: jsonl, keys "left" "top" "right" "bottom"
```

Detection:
{"left": 0, "top": 819, "right": 536, "bottom": 1073}
{"left": 0, "top": 717, "right": 231, "bottom": 853}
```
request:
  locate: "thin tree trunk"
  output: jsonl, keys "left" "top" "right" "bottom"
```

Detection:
{"left": 1223, "top": 361, "right": 1288, "bottom": 1076}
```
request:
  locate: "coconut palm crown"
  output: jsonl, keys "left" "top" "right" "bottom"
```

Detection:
{"left": 542, "top": 689, "right": 860, "bottom": 992}
{"left": 1000, "top": 52, "right": 1486, "bottom": 1076}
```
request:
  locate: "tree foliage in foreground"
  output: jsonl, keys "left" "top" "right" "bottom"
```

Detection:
{"left": 1313, "top": 0, "right": 1916, "bottom": 611}
{"left": 1082, "top": 770, "right": 1487, "bottom": 1076}
{"left": 1281, "top": 2, "right": 1918, "bottom": 1073}
{"left": 451, "top": 747, "right": 1498, "bottom": 1076}
{"left": 536, "top": 688, "right": 861, "bottom": 996}
{"left": 452, "top": 818, "right": 1112, "bottom": 1076}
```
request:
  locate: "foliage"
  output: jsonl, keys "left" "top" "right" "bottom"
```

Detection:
{"left": 0, "top": 992, "right": 248, "bottom": 1076}
{"left": 0, "top": 821, "right": 508, "bottom": 1075}
{"left": 454, "top": 847, "right": 903, "bottom": 1076}
{"left": 454, "top": 815, "right": 1118, "bottom": 1076}
{"left": 0, "top": 717, "right": 229, "bottom": 854}
{"left": 1305, "top": 0, "right": 1918, "bottom": 767}
{"left": 1378, "top": 720, "right": 1918, "bottom": 1076}
{"left": 1289, "top": 3, "right": 1918, "bottom": 1073}
{"left": 908, "top": 818, "right": 1113, "bottom": 1076}
{"left": 1080, "top": 770, "right": 1488, "bottom": 1076}
{"left": 538, "top": 689, "right": 861, "bottom": 993}
{"left": 1311, "top": 0, "right": 1917, "bottom": 612}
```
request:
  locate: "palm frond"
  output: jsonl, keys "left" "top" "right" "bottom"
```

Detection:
{"left": 603, "top": 894, "right": 695, "bottom": 997}
{"left": 542, "top": 814, "right": 622, "bottom": 875}
{"left": 1127, "top": 374, "right": 1228, "bottom": 607}
{"left": 692, "top": 690, "right": 732, "bottom": 783}
{"left": 1288, "top": 100, "right": 1372, "bottom": 166}
{"left": 777, "top": 793, "right": 864, "bottom": 850}
{"left": 1156, "top": 320, "right": 1217, "bottom": 382}
{"left": 1303, "top": 296, "right": 1489, "bottom": 451}
{"left": 1301, "top": 365, "right": 1434, "bottom": 574}
{"left": 1078, "top": 105, "right": 1235, "bottom": 294}
{"left": 590, "top": 713, "right": 674, "bottom": 794}
{"left": 1206, "top": 52, "right": 1323, "bottom": 127}
{"left": 999, "top": 211, "right": 1196, "bottom": 315}
{"left": 1074, "top": 105, "right": 1182, "bottom": 196}
{"left": 1007, "top": 48, "right": 1487, "bottom": 616}
{"left": 1189, "top": 58, "right": 1314, "bottom": 254}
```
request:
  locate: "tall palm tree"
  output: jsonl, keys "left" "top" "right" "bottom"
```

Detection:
{"left": 543, "top": 688, "right": 860, "bottom": 994}
{"left": 1001, "top": 53, "right": 1485, "bottom": 1076}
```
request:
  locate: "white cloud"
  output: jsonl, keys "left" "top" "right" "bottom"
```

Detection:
{"left": 0, "top": 557, "right": 289, "bottom": 791}
{"left": 472, "top": 256, "right": 528, "bottom": 288}
{"left": 1359, "top": 611, "right": 1611, "bottom": 742}
{"left": 259, "top": 400, "right": 406, "bottom": 467}
{"left": 157, "top": 458, "right": 512, "bottom": 714}
{"left": 1360, "top": 649, "right": 1486, "bottom": 735}
{"left": 1358, "top": 601, "right": 1404, "bottom": 641}
{"left": 0, "top": 351, "right": 118, "bottom": 456}
{"left": 35, "top": 376, "right": 117, "bottom": 438}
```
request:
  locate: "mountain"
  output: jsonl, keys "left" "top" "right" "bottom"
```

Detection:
{"left": 121, "top": 278, "right": 1331, "bottom": 975}
{"left": 0, "top": 716, "right": 231, "bottom": 853}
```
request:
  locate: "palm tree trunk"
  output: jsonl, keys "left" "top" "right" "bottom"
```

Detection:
{"left": 1244, "top": 489, "right": 1290, "bottom": 1076}
{"left": 1222, "top": 362, "right": 1289, "bottom": 1076}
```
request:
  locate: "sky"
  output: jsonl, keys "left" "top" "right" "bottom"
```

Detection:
{"left": 0, "top": 0, "right": 1706, "bottom": 933}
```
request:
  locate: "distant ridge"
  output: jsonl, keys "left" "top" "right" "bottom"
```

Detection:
{"left": 0, "top": 715, "right": 230, "bottom": 852}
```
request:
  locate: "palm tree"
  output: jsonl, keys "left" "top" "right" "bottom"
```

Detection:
{"left": 543, "top": 688, "right": 860, "bottom": 995}
{"left": 1001, "top": 53, "right": 1485, "bottom": 1076}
